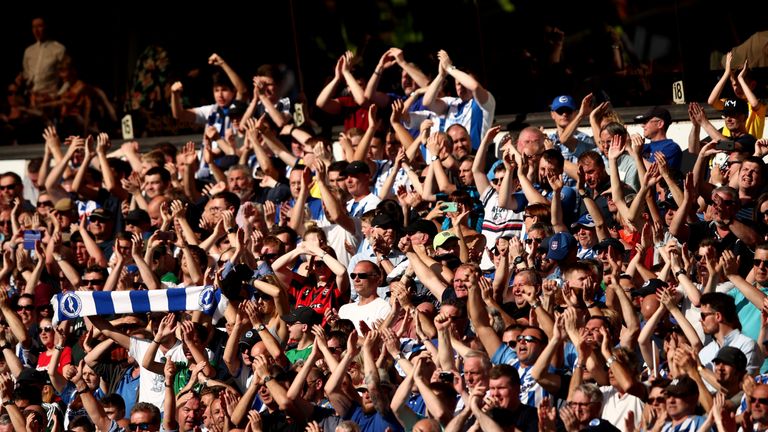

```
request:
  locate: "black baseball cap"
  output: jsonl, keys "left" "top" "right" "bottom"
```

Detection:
{"left": 343, "top": 161, "right": 370, "bottom": 176}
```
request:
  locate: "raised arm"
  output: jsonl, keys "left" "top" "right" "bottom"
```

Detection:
{"left": 439, "top": 50, "right": 490, "bottom": 105}
{"left": 472, "top": 126, "right": 501, "bottom": 195}
{"left": 530, "top": 314, "right": 564, "bottom": 393}
{"left": 209, "top": 53, "right": 247, "bottom": 100}
{"left": 315, "top": 56, "right": 344, "bottom": 114}
{"left": 467, "top": 274, "right": 502, "bottom": 357}
{"left": 737, "top": 59, "right": 762, "bottom": 111}
{"left": 170, "top": 82, "right": 197, "bottom": 124}
{"left": 324, "top": 332, "right": 360, "bottom": 418}
{"left": 340, "top": 51, "right": 367, "bottom": 106}
{"left": 707, "top": 52, "right": 733, "bottom": 108}
{"left": 422, "top": 53, "right": 449, "bottom": 114}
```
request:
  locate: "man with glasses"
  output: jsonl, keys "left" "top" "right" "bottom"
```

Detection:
{"left": 549, "top": 95, "right": 597, "bottom": 165}
{"left": 746, "top": 384, "right": 768, "bottom": 430}
{"left": 338, "top": 260, "right": 391, "bottom": 335}
{"left": 81, "top": 265, "right": 108, "bottom": 291}
{"left": 560, "top": 383, "right": 619, "bottom": 432}
{"left": 635, "top": 106, "right": 682, "bottom": 171}
{"left": 697, "top": 292, "right": 762, "bottom": 376}
{"left": 282, "top": 306, "right": 321, "bottom": 364}
{"left": 0, "top": 172, "right": 34, "bottom": 212}
{"left": 660, "top": 376, "right": 705, "bottom": 432}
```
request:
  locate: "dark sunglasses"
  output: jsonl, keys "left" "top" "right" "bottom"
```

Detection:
{"left": 128, "top": 423, "right": 153, "bottom": 431}
{"left": 259, "top": 253, "right": 279, "bottom": 261}
{"left": 82, "top": 279, "right": 105, "bottom": 286}
{"left": 700, "top": 311, "right": 716, "bottom": 319}
{"left": 0, "top": 321, "right": 7, "bottom": 326}
{"left": 328, "top": 346, "right": 344, "bottom": 354}
{"left": 37, "top": 201, "right": 53, "bottom": 208}
{"left": 16, "top": 305, "right": 34, "bottom": 311}
{"left": 350, "top": 273, "right": 375, "bottom": 280}
{"left": 555, "top": 108, "right": 573, "bottom": 115}
{"left": 755, "top": 259, "right": 768, "bottom": 268}
{"left": 505, "top": 340, "right": 517, "bottom": 349}
{"left": 253, "top": 292, "right": 272, "bottom": 301}
{"left": 491, "top": 178, "right": 501, "bottom": 186}
{"left": 0, "top": 184, "right": 17, "bottom": 191}
{"left": 753, "top": 398, "right": 768, "bottom": 406}
{"left": 40, "top": 326, "right": 54, "bottom": 333}
{"left": 516, "top": 335, "right": 541, "bottom": 343}
{"left": 649, "top": 397, "right": 666, "bottom": 404}
{"left": 714, "top": 199, "right": 736, "bottom": 207}
{"left": 525, "top": 238, "right": 544, "bottom": 244}
{"left": 0, "top": 220, "right": 10, "bottom": 226}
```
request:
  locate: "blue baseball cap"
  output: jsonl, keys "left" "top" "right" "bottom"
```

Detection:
{"left": 551, "top": 95, "right": 576, "bottom": 111}
{"left": 570, "top": 213, "right": 595, "bottom": 229}
{"left": 546, "top": 232, "right": 576, "bottom": 261}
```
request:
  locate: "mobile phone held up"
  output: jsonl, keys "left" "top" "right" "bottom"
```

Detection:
{"left": 23, "top": 230, "right": 42, "bottom": 250}
{"left": 440, "top": 202, "right": 458, "bottom": 213}
{"left": 715, "top": 139, "right": 735, "bottom": 152}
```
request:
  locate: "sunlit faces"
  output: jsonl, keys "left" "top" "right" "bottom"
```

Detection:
{"left": 213, "top": 85, "right": 235, "bottom": 108}
{"left": 447, "top": 125, "right": 471, "bottom": 160}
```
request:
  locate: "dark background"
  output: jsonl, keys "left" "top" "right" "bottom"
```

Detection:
{"left": 2, "top": 0, "right": 766, "bottom": 132}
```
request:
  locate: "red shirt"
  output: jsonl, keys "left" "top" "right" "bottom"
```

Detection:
{"left": 37, "top": 346, "right": 72, "bottom": 376}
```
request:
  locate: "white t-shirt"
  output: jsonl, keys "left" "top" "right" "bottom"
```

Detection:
{"left": 128, "top": 338, "right": 213, "bottom": 408}
{"left": 600, "top": 386, "right": 645, "bottom": 432}
{"left": 338, "top": 297, "right": 392, "bottom": 335}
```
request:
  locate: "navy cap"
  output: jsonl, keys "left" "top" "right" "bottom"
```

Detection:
{"left": 551, "top": 95, "right": 576, "bottom": 111}
{"left": 546, "top": 232, "right": 576, "bottom": 261}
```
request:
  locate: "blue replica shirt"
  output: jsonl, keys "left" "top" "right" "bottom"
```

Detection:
{"left": 643, "top": 138, "right": 682, "bottom": 171}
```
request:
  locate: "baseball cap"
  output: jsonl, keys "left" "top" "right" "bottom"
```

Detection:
{"left": 405, "top": 219, "right": 438, "bottom": 239}
{"left": 54, "top": 198, "right": 76, "bottom": 212}
{"left": 551, "top": 95, "right": 576, "bottom": 112}
{"left": 713, "top": 346, "right": 747, "bottom": 370}
{"left": 666, "top": 376, "right": 699, "bottom": 398}
{"left": 433, "top": 231, "right": 458, "bottom": 249}
{"left": 17, "top": 368, "right": 49, "bottom": 386}
{"left": 239, "top": 329, "right": 260, "bottom": 349}
{"left": 593, "top": 238, "right": 626, "bottom": 255}
{"left": 721, "top": 98, "right": 749, "bottom": 117}
{"left": 635, "top": 107, "right": 672, "bottom": 127}
{"left": 631, "top": 278, "right": 668, "bottom": 298}
{"left": 89, "top": 208, "right": 113, "bottom": 221}
{"left": 658, "top": 192, "right": 679, "bottom": 211}
{"left": 546, "top": 232, "right": 576, "bottom": 261}
{"left": 343, "top": 161, "right": 370, "bottom": 176}
{"left": 571, "top": 213, "right": 596, "bottom": 229}
{"left": 372, "top": 213, "right": 396, "bottom": 229}
{"left": 281, "top": 306, "right": 321, "bottom": 326}
{"left": 124, "top": 209, "right": 150, "bottom": 226}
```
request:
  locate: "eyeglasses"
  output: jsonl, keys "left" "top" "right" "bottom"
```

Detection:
{"left": 754, "top": 259, "right": 768, "bottom": 268}
{"left": 491, "top": 178, "right": 501, "bottom": 186}
{"left": 128, "top": 423, "right": 153, "bottom": 431}
{"left": 350, "top": 273, "right": 375, "bottom": 280}
{"left": 82, "top": 279, "right": 105, "bottom": 286}
{"left": 649, "top": 397, "right": 666, "bottom": 404}
{"left": 328, "top": 346, "right": 344, "bottom": 354}
{"left": 15, "top": 305, "right": 34, "bottom": 311}
{"left": 259, "top": 253, "right": 279, "bottom": 261}
{"left": 516, "top": 335, "right": 541, "bottom": 344}
{"left": 37, "top": 201, "right": 53, "bottom": 208}
{"left": 567, "top": 401, "right": 594, "bottom": 408}
{"left": 525, "top": 238, "right": 544, "bottom": 244}
{"left": 555, "top": 108, "right": 573, "bottom": 115}
{"left": 40, "top": 326, "right": 54, "bottom": 333}
{"left": 700, "top": 311, "right": 716, "bottom": 319}
{"left": 0, "top": 220, "right": 10, "bottom": 226}
{"left": 713, "top": 198, "right": 736, "bottom": 207}
{"left": 0, "top": 184, "right": 17, "bottom": 191}
{"left": 753, "top": 397, "right": 768, "bottom": 406}
{"left": 0, "top": 321, "right": 7, "bottom": 327}
{"left": 505, "top": 340, "right": 517, "bottom": 349}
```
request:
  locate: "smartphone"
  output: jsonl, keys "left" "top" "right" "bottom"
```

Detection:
{"left": 440, "top": 202, "right": 458, "bottom": 213}
{"left": 155, "top": 231, "right": 176, "bottom": 242}
{"left": 715, "top": 140, "right": 735, "bottom": 151}
{"left": 23, "top": 230, "right": 41, "bottom": 251}
{"left": 439, "top": 371, "right": 453, "bottom": 383}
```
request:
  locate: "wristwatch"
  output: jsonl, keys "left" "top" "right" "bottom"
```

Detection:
{"left": 54, "top": 345, "right": 64, "bottom": 351}
{"left": 262, "top": 376, "right": 273, "bottom": 385}
{"left": 675, "top": 269, "right": 687, "bottom": 279}
{"left": 255, "top": 324, "right": 266, "bottom": 333}
{"left": 429, "top": 155, "right": 439, "bottom": 163}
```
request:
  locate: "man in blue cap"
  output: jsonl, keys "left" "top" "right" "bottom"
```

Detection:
{"left": 549, "top": 94, "right": 597, "bottom": 165}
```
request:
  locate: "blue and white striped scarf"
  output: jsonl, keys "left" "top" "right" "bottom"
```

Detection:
{"left": 51, "top": 286, "right": 224, "bottom": 324}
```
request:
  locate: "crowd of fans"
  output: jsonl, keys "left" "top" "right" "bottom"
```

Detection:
{"left": 1, "top": 12, "right": 768, "bottom": 432}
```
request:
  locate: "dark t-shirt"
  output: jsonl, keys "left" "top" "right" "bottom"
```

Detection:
{"left": 688, "top": 220, "right": 754, "bottom": 273}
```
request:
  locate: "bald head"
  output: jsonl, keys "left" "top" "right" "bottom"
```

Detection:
{"left": 752, "top": 383, "right": 768, "bottom": 422}
{"left": 147, "top": 196, "right": 167, "bottom": 227}
{"left": 413, "top": 419, "right": 441, "bottom": 432}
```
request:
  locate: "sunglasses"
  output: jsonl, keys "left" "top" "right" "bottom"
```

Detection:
{"left": 505, "top": 340, "right": 517, "bottom": 349}
{"left": 350, "top": 273, "right": 375, "bottom": 280}
{"left": 753, "top": 398, "right": 768, "bottom": 406}
{"left": 516, "top": 335, "right": 541, "bottom": 344}
{"left": 0, "top": 220, "right": 10, "bottom": 226}
{"left": 555, "top": 108, "right": 573, "bottom": 115}
{"left": 128, "top": 423, "right": 153, "bottom": 431}
{"left": 82, "top": 279, "right": 105, "bottom": 286}
{"left": 754, "top": 259, "right": 768, "bottom": 268}
{"left": 37, "top": 201, "right": 53, "bottom": 208}
{"left": 328, "top": 346, "right": 344, "bottom": 354}
{"left": 700, "top": 311, "right": 716, "bottom": 319}
{"left": 0, "top": 184, "right": 17, "bottom": 191}
{"left": 40, "top": 326, "right": 54, "bottom": 333}
{"left": 16, "top": 305, "right": 34, "bottom": 311}
{"left": 491, "top": 178, "right": 501, "bottom": 186}
{"left": 259, "top": 253, "right": 279, "bottom": 261}
{"left": 649, "top": 397, "right": 666, "bottom": 404}
{"left": 0, "top": 321, "right": 7, "bottom": 326}
{"left": 525, "top": 238, "right": 544, "bottom": 244}
{"left": 713, "top": 199, "right": 736, "bottom": 207}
